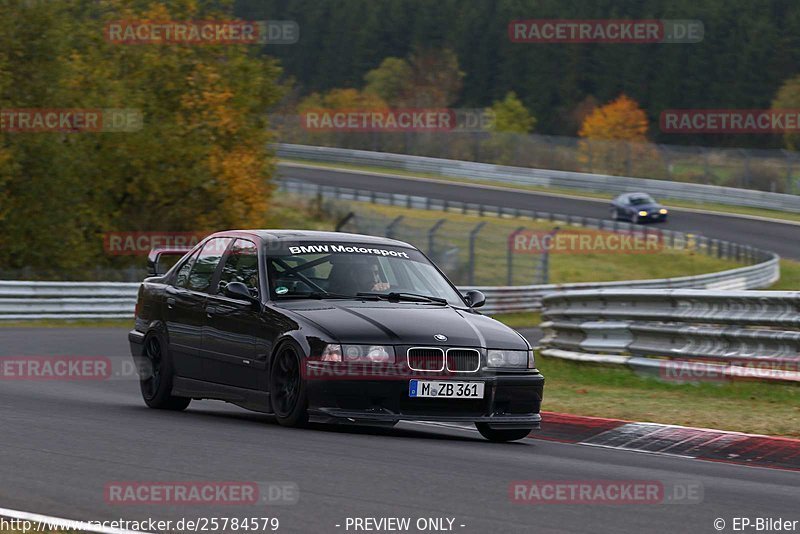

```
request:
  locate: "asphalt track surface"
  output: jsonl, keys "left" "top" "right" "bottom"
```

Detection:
{"left": 277, "top": 163, "right": 800, "bottom": 260}
{"left": 1, "top": 328, "right": 798, "bottom": 534}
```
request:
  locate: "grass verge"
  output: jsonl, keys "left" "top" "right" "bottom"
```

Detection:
{"left": 356, "top": 202, "right": 741, "bottom": 285}
{"left": 537, "top": 353, "right": 800, "bottom": 438}
{"left": 490, "top": 312, "right": 542, "bottom": 329}
{"left": 769, "top": 259, "right": 800, "bottom": 290}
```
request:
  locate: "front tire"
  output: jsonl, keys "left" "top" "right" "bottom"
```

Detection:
{"left": 475, "top": 423, "right": 532, "bottom": 442}
{"left": 270, "top": 343, "right": 309, "bottom": 427}
{"left": 140, "top": 333, "right": 191, "bottom": 411}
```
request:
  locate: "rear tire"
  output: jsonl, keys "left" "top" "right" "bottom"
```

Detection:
{"left": 475, "top": 423, "right": 532, "bottom": 442}
{"left": 270, "top": 343, "right": 309, "bottom": 427}
{"left": 140, "top": 333, "right": 191, "bottom": 411}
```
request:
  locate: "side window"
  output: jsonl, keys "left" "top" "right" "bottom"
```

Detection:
{"left": 186, "top": 237, "right": 232, "bottom": 293}
{"left": 219, "top": 239, "right": 260, "bottom": 297}
{"left": 175, "top": 250, "right": 199, "bottom": 288}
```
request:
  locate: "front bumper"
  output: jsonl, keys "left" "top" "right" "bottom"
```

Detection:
{"left": 639, "top": 212, "right": 667, "bottom": 222}
{"left": 306, "top": 372, "right": 544, "bottom": 429}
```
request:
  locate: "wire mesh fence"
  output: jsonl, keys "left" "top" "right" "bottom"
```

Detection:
{"left": 336, "top": 211, "right": 549, "bottom": 287}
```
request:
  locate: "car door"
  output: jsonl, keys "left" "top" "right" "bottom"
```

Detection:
{"left": 165, "top": 237, "right": 231, "bottom": 380}
{"left": 202, "top": 238, "right": 268, "bottom": 389}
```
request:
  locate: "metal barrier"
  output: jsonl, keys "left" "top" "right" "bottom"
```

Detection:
{"left": 276, "top": 144, "right": 800, "bottom": 212}
{"left": 0, "top": 281, "right": 138, "bottom": 320}
{"left": 539, "top": 289, "right": 800, "bottom": 383}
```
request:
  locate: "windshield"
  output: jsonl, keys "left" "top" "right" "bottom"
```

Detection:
{"left": 629, "top": 195, "right": 656, "bottom": 205}
{"left": 266, "top": 243, "right": 465, "bottom": 305}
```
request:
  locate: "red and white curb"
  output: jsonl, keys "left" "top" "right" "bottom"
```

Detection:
{"left": 535, "top": 412, "right": 800, "bottom": 470}
{"left": 408, "top": 413, "right": 800, "bottom": 470}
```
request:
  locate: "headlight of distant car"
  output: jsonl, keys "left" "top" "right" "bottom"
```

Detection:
{"left": 320, "top": 344, "right": 394, "bottom": 363}
{"left": 659, "top": 208, "right": 668, "bottom": 214}
{"left": 638, "top": 210, "right": 648, "bottom": 217}
{"left": 487, "top": 349, "right": 530, "bottom": 368}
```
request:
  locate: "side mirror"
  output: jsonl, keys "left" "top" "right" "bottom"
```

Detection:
{"left": 225, "top": 282, "right": 260, "bottom": 306}
{"left": 147, "top": 249, "right": 190, "bottom": 277}
{"left": 464, "top": 290, "right": 486, "bottom": 308}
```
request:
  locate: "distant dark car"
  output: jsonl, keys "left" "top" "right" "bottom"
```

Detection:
{"left": 129, "top": 230, "right": 544, "bottom": 442}
{"left": 610, "top": 192, "right": 669, "bottom": 223}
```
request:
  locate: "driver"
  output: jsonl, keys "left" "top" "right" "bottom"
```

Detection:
{"left": 329, "top": 256, "right": 390, "bottom": 293}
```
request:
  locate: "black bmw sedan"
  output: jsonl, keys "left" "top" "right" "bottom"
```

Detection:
{"left": 129, "top": 230, "right": 544, "bottom": 442}
{"left": 610, "top": 192, "right": 669, "bottom": 223}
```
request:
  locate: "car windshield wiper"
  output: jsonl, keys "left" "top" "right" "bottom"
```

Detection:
{"left": 357, "top": 292, "right": 448, "bottom": 305}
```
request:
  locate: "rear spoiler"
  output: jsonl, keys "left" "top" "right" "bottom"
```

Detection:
{"left": 147, "top": 247, "right": 193, "bottom": 276}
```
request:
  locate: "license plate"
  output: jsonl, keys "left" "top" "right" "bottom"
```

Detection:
{"left": 408, "top": 380, "right": 484, "bottom": 399}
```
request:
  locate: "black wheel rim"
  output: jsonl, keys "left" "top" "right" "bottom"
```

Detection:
{"left": 142, "top": 337, "right": 162, "bottom": 400}
{"left": 273, "top": 348, "right": 300, "bottom": 417}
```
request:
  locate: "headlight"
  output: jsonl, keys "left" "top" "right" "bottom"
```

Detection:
{"left": 487, "top": 349, "right": 530, "bottom": 368}
{"left": 638, "top": 210, "right": 648, "bottom": 217}
{"left": 343, "top": 344, "right": 394, "bottom": 363}
{"left": 320, "top": 344, "right": 394, "bottom": 362}
{"left": 659, "top": 208, "right": 668, "bottom": 214}
{"left": 321, "top": 344, "right": 342, "bottom": 362}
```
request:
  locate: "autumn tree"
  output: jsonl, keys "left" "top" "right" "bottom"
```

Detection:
{"left": 360, "top": 48, "right": 463, "bottom": 108}
{"left": 578, "top": 95, "right": 650, "bottom": 175}
{"left": 364, "top": 58, "right": 412, "bottom": 105}
{"left": 579, "top": 95, "right": 648, "bottom": 141}
{"left": 298, "top": 88, "right": 387, "bottom": 111}
{"left": 479, "top": 92, "right": 536, "bottom": 164}
{"left": 771, "top": 75, "right": 800, "bottom": 151}
{"left": 488, "top": 92, "right": 536, "bottom": 134}
{"left": 0, "top": 0, "right": 283, "bottom": 273}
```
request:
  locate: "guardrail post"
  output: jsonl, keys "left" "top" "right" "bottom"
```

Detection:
{"left": 427, "top": 219, "right": 446, "bottom": 258}
{"left": 468, "top": 222, "right": 487, "bottom": 285}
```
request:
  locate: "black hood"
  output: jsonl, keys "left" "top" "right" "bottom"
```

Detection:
{"left": 275, "top": 300, "right": 528, "bottom": 349}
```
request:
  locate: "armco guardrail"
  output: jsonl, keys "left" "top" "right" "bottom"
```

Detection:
{"left": 0, "top": 281, "right": 139, "bottom": 320}
{"left": 539, "top": 289, "right": 800, "bottom": 383}
{"left": 276, "top": 144, "right": 800, "bottom": 213}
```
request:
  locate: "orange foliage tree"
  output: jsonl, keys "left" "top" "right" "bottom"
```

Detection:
{"left": 578, "top": 95, "right": 651, "bottom": 175}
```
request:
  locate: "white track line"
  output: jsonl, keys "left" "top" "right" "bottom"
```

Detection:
{"left": 0, "top": 507, "right": 152, "bottom": 534}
